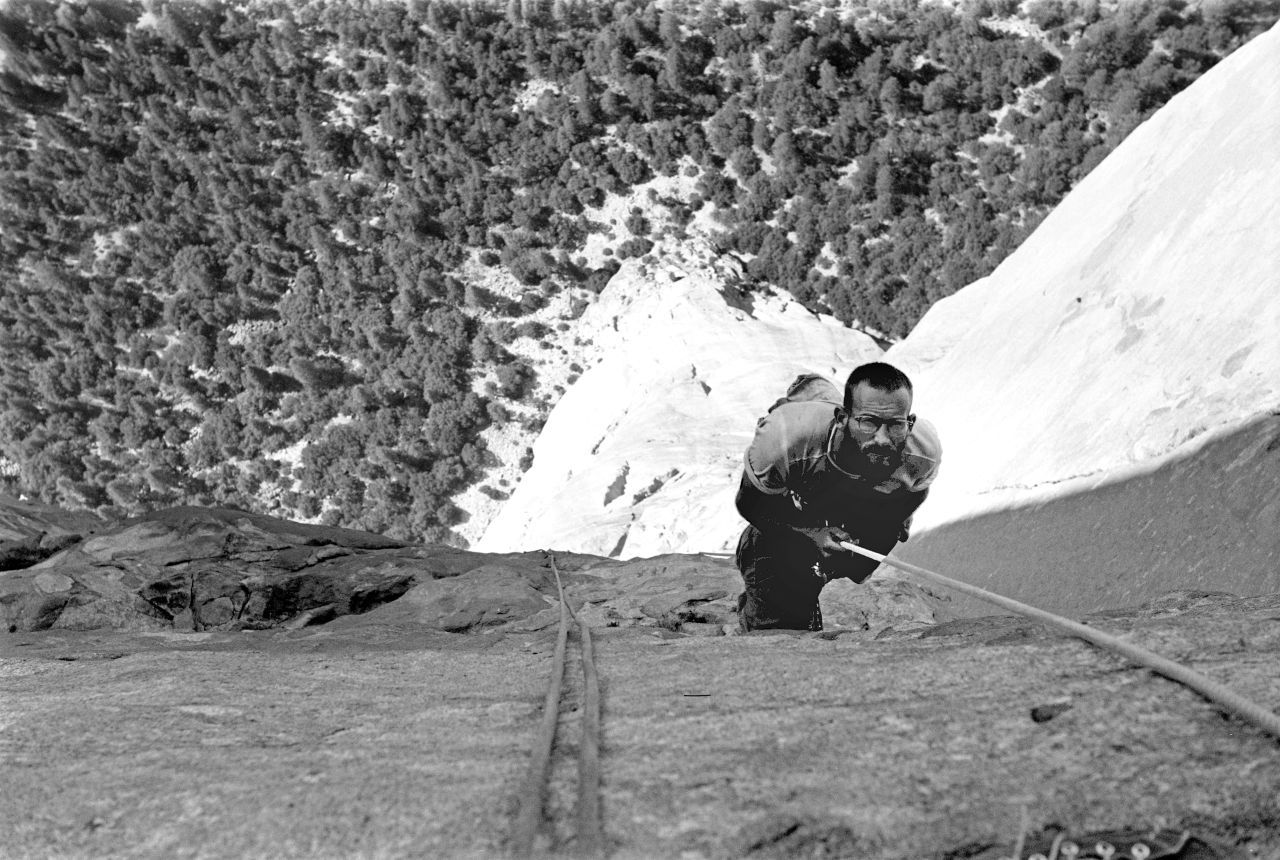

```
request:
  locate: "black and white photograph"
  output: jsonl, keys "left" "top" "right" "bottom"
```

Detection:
{"left": 1, "top": 0, "right": 1277, "bottom": 856}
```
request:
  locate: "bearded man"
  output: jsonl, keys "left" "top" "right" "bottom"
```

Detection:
{"left": 734, "top": 362, "right": 942, "bottom": 631}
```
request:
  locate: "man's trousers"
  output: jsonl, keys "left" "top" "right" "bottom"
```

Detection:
{"left": 734, "top": 524, "right": 898, "bottom": 632}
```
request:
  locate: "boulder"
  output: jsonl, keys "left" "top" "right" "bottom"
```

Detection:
{"left": 0, "top": 494, "right": 106, "bottom": 571}
{"left": 345, "top": 563, "right": 554, "bottom": 632}
{"left": 821, "top": 572, "right": 955, "bottom": 636}
{"left": 2, "top": 507, "right": 444, "bottom": 633}
{"left": 563, "top": 554, "right": 740, "bottom": 631}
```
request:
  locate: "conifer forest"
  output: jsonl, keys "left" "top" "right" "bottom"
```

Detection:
{"left": 1, "top": 0, "right": 1275, "bottom": 542}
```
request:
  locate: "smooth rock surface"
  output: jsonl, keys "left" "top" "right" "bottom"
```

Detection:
{"left": 2, "top": 590, "right": 1277, "bottom": 859}
{"left": 1, "top": 494, "right": 1277, "bottom": 858}
{"left": 886, "top": 21, "right": 1280, "bottom": 532}
{"left": 900, "top": 412, "right": 1280, "bottom": 618}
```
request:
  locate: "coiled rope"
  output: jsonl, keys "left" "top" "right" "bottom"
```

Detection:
{"left": 510, "top": 554, "right": 605, "bottom": 857}
{"left": 838, "top": 541, "right": 1280, "bottom": 741}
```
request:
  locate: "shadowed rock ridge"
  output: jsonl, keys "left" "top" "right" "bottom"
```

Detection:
{"left": 0, "top": 494, "right": 106, "bottom": 571}
{"left": 0, "top": 499, "right": 951, "bottom": 637}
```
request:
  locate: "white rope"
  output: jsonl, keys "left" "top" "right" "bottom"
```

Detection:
{"left": 839, "top": 541, "right": 1280, "bottom": 741}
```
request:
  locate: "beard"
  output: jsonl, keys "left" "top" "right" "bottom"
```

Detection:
{"left": 856, "top": 441, "right": 904, "bottom": 480}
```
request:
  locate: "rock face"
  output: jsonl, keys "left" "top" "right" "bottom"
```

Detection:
{"left": 887, "top": 21, "right": 1280, "bottom": 532}
{"left": 0, "top": 501, "right": 951, "bottom": 636}
{"left": 0, "top": 511, "right": 1276, "bottom": 858}
{"left": 3, "top": 580, "right": 1277, "bottom": 859}
{"left": 473, "top": 241, "right": 883, "bottom": 558}
{"left": 0, "top": 506, "right": 418, "bottom": 633}
{"left": 0, "top": 493, "right": 105, "bottom": 571}
{"left": 900, "top": 412, "right": 1280, "bottom": 618}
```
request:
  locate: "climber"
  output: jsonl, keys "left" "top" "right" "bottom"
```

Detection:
{"left": 734, "top": 361, "right": 942, "bottom": 632}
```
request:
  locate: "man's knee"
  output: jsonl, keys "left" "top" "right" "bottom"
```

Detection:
{"left": 737, "top": 575, "right": 820, "bottom": 632}
{"left": 735, "top": 527, "right": 824, "bottom": 631}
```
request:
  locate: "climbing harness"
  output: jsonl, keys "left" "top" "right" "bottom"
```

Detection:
{"left": 839, "top": 541, "right": 1280, "bottom": 741}
{"left": 509, "top": 554, "right": 604, "bottom": 857}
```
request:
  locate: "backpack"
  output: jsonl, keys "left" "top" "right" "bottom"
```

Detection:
{"left": 765, "top": 373, "right": 841, "bottom": 414}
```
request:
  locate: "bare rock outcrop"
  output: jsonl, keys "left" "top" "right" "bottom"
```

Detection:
{"left": 0, "top": 493, "right": 106, "bottom": 571}
{"left": 0, "top": 502, "right": 951, "bottom": 637}
{"left": 1, "top": 506, "right": 419, "bottom": 633}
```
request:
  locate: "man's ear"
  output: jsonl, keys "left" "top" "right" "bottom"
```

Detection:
{"left": 907, "top": 414, "right": 917, "bottom": 427}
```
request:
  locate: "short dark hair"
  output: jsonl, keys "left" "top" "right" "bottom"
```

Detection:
{"left": 843, "top": 362, "right": 913, "bottom": 411}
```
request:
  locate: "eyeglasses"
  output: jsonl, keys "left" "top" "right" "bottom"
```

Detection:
{"left": 850, "top": 414, "right": 913, "bottom": 440}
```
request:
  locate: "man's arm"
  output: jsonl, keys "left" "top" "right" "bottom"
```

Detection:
{"left": 894, "top": 487, "right": 930, "bottom": 542}
{"left": 735, "top": 472, "right": 854, "bottom": 559}
{"left": 827, "top": 487, "right": 930, "bottom": 583}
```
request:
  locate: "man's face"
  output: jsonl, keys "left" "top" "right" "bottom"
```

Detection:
{"left": 844, "top": 382, "right": 914, "bottom": 479}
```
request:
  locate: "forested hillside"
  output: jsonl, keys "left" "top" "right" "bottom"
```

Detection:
{"left": 1, "top": 0, "right": 1275, "bottom": 543}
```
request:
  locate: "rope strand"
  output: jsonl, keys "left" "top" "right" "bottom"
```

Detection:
{"left": 840, "top": 541, "right": 1280, "bottom": 741}
{"left": 510, "top": 555, "right": 607, "bottom": 857}
{"left": 565, "top": 562, "right": 605, "bottom": 856}
{"left": 510, "top": 572, "right": 571, "bottom": 857}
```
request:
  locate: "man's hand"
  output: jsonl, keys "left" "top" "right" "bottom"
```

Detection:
{"left": 796, "top": 526, "right": 856, "bottom": 559}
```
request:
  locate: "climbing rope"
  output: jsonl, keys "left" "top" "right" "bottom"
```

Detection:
{"left": 509, "top": 554, "right": 605, "bottom": 857}
{"left": 573, "top": 597, "right": 605, "bottom": 856}
{"left": 838, "top": 541, "right": 1280, "bottom": 741}
{"left": 509, "top": 571, "right": 570, "bottom": 858}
